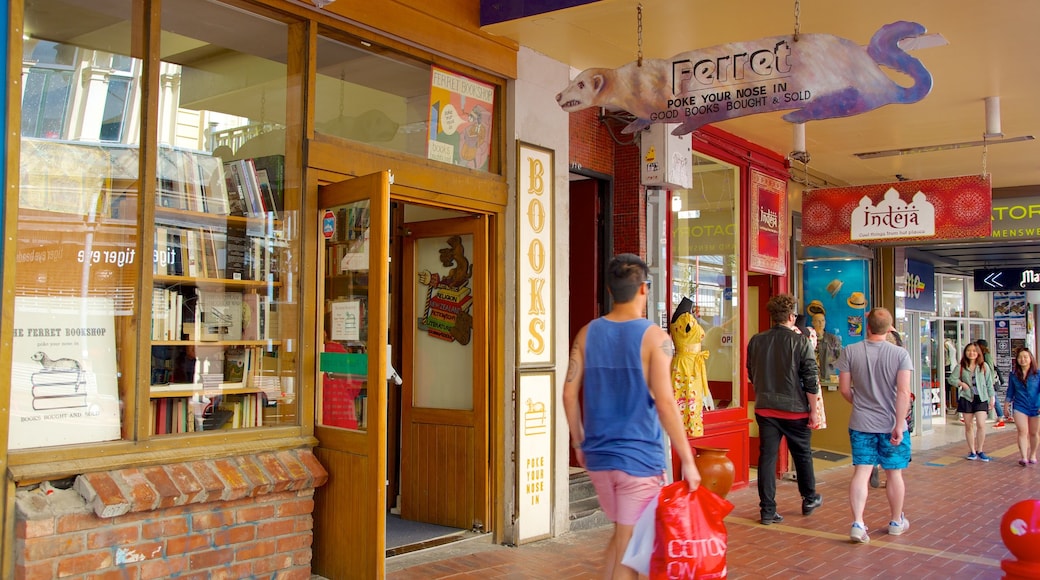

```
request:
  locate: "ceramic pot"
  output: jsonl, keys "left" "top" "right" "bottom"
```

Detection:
{"left": 694, "top": 446, "right": 735, "bottom": 498}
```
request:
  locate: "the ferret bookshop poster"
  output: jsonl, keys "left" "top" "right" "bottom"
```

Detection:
{"left": 9, "top": 296, "right": 121, "bottom": 449}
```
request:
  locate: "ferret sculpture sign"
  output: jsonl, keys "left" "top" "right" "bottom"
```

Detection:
{"left": 556, "top": 21, "right": 935, "bottom": 135}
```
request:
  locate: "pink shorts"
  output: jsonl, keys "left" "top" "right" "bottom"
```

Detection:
{"left": 587, "top": 469, "right": 664, "bottom": 525}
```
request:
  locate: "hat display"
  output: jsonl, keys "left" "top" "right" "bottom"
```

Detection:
{"left": 847, "top": 291, "right": 867, "bottom": 309}
{"left": 806, "top": 300, "right": 826, "bottom": 316}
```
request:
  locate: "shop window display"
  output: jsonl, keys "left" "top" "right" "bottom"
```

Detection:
{"left": 670, "top": 153, "right": 741, "bottom": 410}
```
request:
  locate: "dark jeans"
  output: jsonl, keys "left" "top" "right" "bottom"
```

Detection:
{"left": 755, "top": 413, "right": 816, "bottom": 515}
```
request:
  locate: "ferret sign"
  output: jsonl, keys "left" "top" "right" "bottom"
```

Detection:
{"left": 9, "top": 296, "right": 121, "bottom": 449}
{"left": 556, "top": 21, "right": 936, "bottom": 135}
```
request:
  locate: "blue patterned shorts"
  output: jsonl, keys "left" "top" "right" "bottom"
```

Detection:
{"left": 849, "top": 428, "right": 911, "bottom": 470}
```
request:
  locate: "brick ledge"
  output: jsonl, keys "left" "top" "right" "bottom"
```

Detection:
{"left": 70, "top": 449, "right": 328, "bottom": 518}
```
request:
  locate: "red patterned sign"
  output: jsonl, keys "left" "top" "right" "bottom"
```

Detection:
{"left": 749, "top": 170, "right": 787, "bottom": 275}
{"left": 802, "top": 175, "right": 991, "bottom": 246}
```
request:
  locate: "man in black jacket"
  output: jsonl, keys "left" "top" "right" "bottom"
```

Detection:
{"left": 747, "top": 294, "right": 823, "bottom": 525}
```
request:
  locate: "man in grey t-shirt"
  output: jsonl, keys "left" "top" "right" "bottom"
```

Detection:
{"left": 836, "top": 307, "right": 913, "bottom": 544}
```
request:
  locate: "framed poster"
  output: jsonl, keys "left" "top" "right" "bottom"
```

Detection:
{"left": 517, "top": 142, "right": 555, "bottom": 367}
{"left": 749, "top": 169, "right": 787, "bottom": 275}
{"left": 9, "top": 296, "right": 121, "bottom": 449}
{"left": 427, "top": 66, "right": 495, "bottom": 171}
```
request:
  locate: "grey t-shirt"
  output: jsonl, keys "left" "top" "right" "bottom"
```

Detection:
{"left": 835, "top": 340, "right": 914, "bottom": 433}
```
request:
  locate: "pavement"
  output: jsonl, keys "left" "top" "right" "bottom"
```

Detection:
{"left": 386, "top": 418, "right": 1036, "bottom": 579}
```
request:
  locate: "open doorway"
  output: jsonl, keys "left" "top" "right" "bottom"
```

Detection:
{"left": 384, "top": 201, "right": 490, "bottom": 554}
{"left": 566, "top": 172, "right": 611, "bottom": 469}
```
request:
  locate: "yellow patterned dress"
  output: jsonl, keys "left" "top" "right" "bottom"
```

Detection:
{"left": 670, "top": 312, "right": 711, "bottom": 437}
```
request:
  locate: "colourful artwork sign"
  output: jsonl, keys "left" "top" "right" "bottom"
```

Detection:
{"left": 417, "top": 235, "right": 474, "bottom": 345}
{"left": 802, "top": 175, "right": 991, "bottom": 246}
{"left": 556, "top": 21, "right": 934, "bottom": 136}
{"left": 749, "top": 170, "right": 786, "bottom": 275}
{"left": 427, "top": 66, "right": 494, "bottom": 171}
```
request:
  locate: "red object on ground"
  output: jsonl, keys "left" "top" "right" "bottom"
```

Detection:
{"left": 1000, "top": 499, "right": 1040, "bottom": 579}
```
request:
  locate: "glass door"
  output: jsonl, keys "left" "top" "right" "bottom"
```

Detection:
{"left": 312, "top": 171, "right": 391, "bottom": 579}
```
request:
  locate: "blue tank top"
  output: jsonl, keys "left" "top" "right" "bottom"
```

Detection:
{"left": 581, "top": 317, "right": 665, "bottom": 477}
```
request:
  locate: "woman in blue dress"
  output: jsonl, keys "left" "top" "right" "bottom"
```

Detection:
{"left": 1005, "top": 348, "right": 1040, "bottom": 466}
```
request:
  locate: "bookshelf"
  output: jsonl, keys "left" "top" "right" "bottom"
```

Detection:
{"left": 149, "top": 149, "right": 292, "bottom": 435}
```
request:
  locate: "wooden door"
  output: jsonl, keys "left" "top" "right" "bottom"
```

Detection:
{"left": 400, "top": 216, "right": 488, "bottom": 530}
{"left": 312, "top": 171, "right": 391, "bottom": 579}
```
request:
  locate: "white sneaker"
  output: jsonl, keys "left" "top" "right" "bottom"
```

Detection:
{"left": 888, "top": 514, "right": 910, "bottom": 536}
{"left": 850, "top": 522, "right": 870, "bottom": 543}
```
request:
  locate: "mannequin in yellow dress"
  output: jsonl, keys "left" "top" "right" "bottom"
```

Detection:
{"left": 670, "top": 297, "right": 712, "bottom": 437}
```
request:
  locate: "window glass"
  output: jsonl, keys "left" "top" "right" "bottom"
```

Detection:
{"left": 940, "top": 275, "right": 965, "bottom": 317}
{"left": 316, "top": 33, "right": 497, "bottom": 173}
{"left": 13, "top": 0, "right": 138, "bottom": 450}
{"left": 670, "top": 153, "right": 740, "bottom": 409}
{"left": 154, "top": 0, "right": 297, "bottom": 434}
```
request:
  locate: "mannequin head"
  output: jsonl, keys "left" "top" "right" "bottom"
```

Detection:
{"left": 671, "top": 296, "right": 695, "bottom": 324}
{"left": 811, "top": 313, "right": 826, "bottom": 334}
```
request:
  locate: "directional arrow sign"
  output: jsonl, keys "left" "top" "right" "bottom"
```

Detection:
{"left": 974, "top": 268, "right": 1040, "bottom": 291}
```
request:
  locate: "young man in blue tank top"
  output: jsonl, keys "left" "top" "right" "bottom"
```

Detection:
{"left": 564, "top": 253, "right": 700, "bottom": 580}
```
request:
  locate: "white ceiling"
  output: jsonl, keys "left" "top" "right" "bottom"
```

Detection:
{"left": 484, "top": 0, "right": 1040, "bottom": 191}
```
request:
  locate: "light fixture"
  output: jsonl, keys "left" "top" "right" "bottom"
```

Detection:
{"left": 671, "top": 194, "right": 682, "bottom": 212}
{"left": 854, "top": 96, "right": 1034, "bottom": 158}
{"left": 984, "top": 96, "right": 1003, "bottom": 138}
{"left": 789, "top": 122, "right": 810, "bottom": 164}
{"left": 313, "top": 0, "right": 336, "bottom": 7}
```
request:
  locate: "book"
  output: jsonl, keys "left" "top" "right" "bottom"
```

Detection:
{"left": 233, "top": 159, "right": 264, "bottom": 217}
{"left": 196, "top": 155, "right": 229, "bottom": 215}
{"left": 255, "top": 168, "right": 280, "bottom": 220}
{"left": 224, "top": 162, "right": 249, "bottom": 217}
{"left": 251, "top": 155, "right": 284, "bottom": 215}
{"left": 223, "top": 346, "right": 248, "bottom": 387}
{"left": 241, "top": 293, "right": 261, "bottom": 341}
{"left": 225, "top": 223, "right": 250, "bottom": 281}
{"left": 197, "top": 289, "right": 243, "bottom": 341}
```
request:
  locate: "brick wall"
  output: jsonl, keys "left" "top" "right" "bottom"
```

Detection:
{"left": 566, "top": 108, "right": 648, "bottom": 260}
{"left": 567, "top": 108, "right": 614, "bottom": 176}
{"left": 613, "top": 142, "right": 645, "bottom": 258}
{"left": 14, "top": 449, "right": 327, "bottom": 579}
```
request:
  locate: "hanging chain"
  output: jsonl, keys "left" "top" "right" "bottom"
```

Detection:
{"left": 793, "top": 0, "right": 801, "bottom": 41}
{"left": 632, "top": 3, "right": 640, "bottom": 67}
{"left": 982, "top": 140, "right": 989, "bottom": 177}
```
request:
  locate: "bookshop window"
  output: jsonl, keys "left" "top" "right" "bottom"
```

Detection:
{"left": 670, "top": 153, "right": 741, "bottom": 410}
{"left": 316, "top": 32, "right": 497, "bottom": 173}
{"left": 13, "top": 0, "right": 138, "bottom": 450}
{"left": 150, "top": 0, "right": 298, "bottom": 434}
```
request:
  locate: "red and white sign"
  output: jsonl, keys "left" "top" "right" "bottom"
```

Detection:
{"left": 802, "top": 175, "right": 991, "bottom": 246}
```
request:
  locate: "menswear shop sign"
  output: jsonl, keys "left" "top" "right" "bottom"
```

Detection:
{"left": 991, "top": 196, "right": 1040, "bottom": 239}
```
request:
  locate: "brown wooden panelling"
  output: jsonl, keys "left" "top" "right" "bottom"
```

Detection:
{"left": 313, "top": 446, "right": 383, "bottom": 579}
{"left": 405, "top": 422, "right": 475, "bottom": 529}
{"left": 309, "top": 135, "right": 508, "bottom": 210}
{"left": 322, "top": 0, "right": 517, "bottom": 79}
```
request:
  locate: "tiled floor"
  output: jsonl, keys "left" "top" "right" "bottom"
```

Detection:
{"left": 387, "top": 416, "right": 1034, "bottom": 579}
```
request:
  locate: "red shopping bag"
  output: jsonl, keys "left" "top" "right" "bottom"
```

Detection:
{"left": 650, "top": 481, "right": 734, "bottom": 580}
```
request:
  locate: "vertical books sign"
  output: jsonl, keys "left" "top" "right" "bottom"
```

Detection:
{"left": 9, "top": 296, "right": 121, "bottom": 449}
{"left": 517, "top": 143, "right": 554, "bottom": 367}
{"left": 427, "top": 66, "right": 495, "bottom": 171}
{"left": 749, "top": 170, "right": 787, "bottom": 275}
{"left": 516, "top": 372, "right": 553, "bottom": 543}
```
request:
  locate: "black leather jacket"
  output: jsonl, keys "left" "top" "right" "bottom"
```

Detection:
{"left": 746, "top": 325, "right": 820, "bottom": 413}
